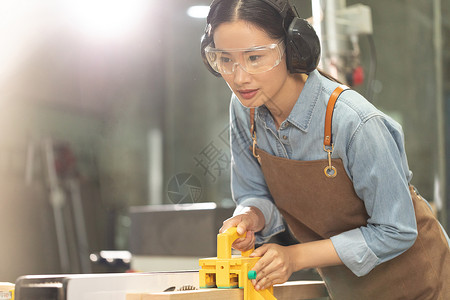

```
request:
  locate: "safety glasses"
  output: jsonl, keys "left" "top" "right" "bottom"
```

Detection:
{"left": 204, "top": 40, "right": 285, "bottom": 75}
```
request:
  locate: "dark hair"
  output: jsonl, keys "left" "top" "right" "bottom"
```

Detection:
{"left": 206, "top": 0, "right": 296, "bottom": 47}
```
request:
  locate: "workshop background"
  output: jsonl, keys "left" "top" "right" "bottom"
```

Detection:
{"left": 0, "top": 0, "right": 449, "bottom": 283}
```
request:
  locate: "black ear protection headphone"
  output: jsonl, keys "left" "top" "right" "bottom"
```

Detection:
{"left": 200, "top": 0, "right": 321, "bottom": 77}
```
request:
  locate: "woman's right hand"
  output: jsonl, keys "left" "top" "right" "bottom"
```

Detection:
{"left": 219, "top": 206, "right": 265, "bottom": 252}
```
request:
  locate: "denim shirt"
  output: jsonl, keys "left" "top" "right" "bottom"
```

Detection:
{"left": 229, "top": 69, "right": 447, "bottom": 277}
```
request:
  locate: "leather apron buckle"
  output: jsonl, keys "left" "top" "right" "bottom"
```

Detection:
{"left": 323, "top": 144, "right": 337, "bottom": 178}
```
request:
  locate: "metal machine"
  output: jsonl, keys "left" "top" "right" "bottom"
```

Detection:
{"left": 14, "top": 272, "right": 199, "bottom": 300}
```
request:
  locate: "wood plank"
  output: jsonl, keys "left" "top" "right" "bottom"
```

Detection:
{"left": 127, "top": 281, "right": 329, "bottom": 300}
{"left": 133, "top": 288, "right": 242, "bottom": 300}
{"left": 274, "top": 281, "right": 329, "bottom": 299}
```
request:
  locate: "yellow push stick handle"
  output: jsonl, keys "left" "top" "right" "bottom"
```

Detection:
{"left": 217, "top": 227, "right": 254, "bottom": 259}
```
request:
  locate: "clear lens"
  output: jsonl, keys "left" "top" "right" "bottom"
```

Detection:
{"left": 205, "top": 41, "right": 284, "bottom": 75}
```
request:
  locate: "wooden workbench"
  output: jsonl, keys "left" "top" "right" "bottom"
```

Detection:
{"left": 127, "top": 280, "right": 329, "bottom": 299}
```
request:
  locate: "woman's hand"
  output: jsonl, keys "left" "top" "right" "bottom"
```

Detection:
{"left": 249, "top": 244, "right": 297, "bottom": 290}
{"left": 219, "top": 206, "right": 265, "bottom": 252}
{"left": 250, "top": 239, "right": 344, "bottom": 290}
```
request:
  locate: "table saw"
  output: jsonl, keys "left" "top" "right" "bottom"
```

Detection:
{"left": 15, "top": 227, "right": 329, "bottom": 300}
{"left": 15, "top": 272, "right": 328, "bottom": 300}
{"left": 15, "top": 206, "right": 329, "bottom": 299}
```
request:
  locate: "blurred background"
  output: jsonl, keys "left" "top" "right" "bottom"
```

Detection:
{"left": 0, "top": 0, "right": 449, "bottom": 283}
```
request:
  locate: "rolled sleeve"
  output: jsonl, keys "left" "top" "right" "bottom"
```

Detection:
{"left": 233, "top": 197, "right": 285, "bottom": 244}
{"left": 330, "top": 229, "right": 379, "bottom": 277}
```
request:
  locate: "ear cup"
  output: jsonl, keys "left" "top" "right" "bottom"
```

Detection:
{"left": 201, "top": 32, "right": 221, "bottom": 77}
{"left": 286, "top": 17, "right": 321, "bottom": 73}
{"left": 200, "top": 0, "right": 222, "bottom": 77}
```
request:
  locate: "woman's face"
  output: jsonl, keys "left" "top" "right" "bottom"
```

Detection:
{"left": 213, "top": 20, "right": 291, "bottom": 108}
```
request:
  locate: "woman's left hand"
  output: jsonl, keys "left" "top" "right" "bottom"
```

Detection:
{"left": 249, "top": 243, "right": 297, "bottom": 291}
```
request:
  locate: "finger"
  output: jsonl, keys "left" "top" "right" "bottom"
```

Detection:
{"left": 237, "top": 212, "right": 258, "bottom": 235}
{"left": 256, "top": 268, "right": 288, "bottom": 290}
{"left": 219, "top": 221, "right": 237, "bottom": 233}
{"left": 255, "top": 258, "right": 279, "bottom": 281}
{"left": 236, "top": 223, "right": 246, "bottom": 235}
{"left": 232, "top": 232, "right": 254, "bottom": 247}
{"left": 251, "top": 246, "right": 278, "bottom": 283}
{"left": 250, "top": 244, "right": 269, "bottom": 258}
{"left": 219, "top": 216, "right": 242, "bottom": 233}
{"left": 232, "top": 231, "right": 255, "bottom": 251}
{"left": 255, "top": 275, "right": 270, "bottom": 291}
{"left": 254, "top": 256, "right": 289, "bottom": 289}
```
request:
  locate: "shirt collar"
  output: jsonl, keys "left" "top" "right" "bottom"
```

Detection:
{"left": 256, "top": 69, "right": 322, "bottom": 132}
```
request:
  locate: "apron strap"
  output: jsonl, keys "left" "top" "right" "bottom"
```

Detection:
{"left": 249, "top": 108, "right": 260, "bottom": 162}
{"left": 250, "top": 107, "right": 256, "bottom": 137}
{"left": 323, "top": 85, "right": 349, "bottom": 178}
{"left": 324, "top": 85, "right": 349, "bottom": 147}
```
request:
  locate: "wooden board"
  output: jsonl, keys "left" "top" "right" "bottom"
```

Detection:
{"left": 274, "top": 281, "right": 328, "bottom": 299}
{"left": 127, "top": 288, "right": 242, "bottom": 300}
{"left": 126, "top": 281, "right": 329, "bottom": 300}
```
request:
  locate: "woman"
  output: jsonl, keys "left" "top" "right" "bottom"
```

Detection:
{"left": 200, "top": 0, "right": 450, "bottom": 299}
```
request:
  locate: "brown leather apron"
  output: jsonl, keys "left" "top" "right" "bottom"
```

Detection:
{"left": 249, "top": 86, "right": 450, "bottom": 300}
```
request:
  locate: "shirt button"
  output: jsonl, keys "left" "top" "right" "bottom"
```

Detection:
{"left": 282, "top": 135, "right": 288, "bottom": 140}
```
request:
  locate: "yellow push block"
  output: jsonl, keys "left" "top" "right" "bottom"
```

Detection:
{"left": 199, "top": 227, "right": 276, "bottom": 299}
{"left": 0, "top": 282, "right": 14, "bottom": 300}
